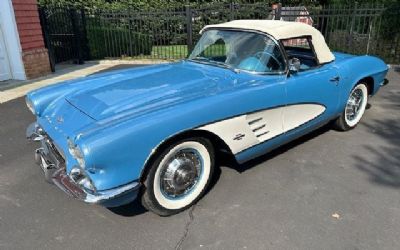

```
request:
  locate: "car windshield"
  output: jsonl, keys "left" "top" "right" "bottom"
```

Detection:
{"left": 188, "top": 29, "right": 286, "bottom": 74}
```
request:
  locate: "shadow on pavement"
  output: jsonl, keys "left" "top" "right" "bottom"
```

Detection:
{"left": 108, "top": 199, "right": 148, "bottom": 217}
{"left": 352, "top": 76, "right": 400, "bottom": 188}
{"left": 90, "top": 64, "right": 149, "bottom": 75}
{"left": 353, "top": 117, "right": 400, "bottom": 188}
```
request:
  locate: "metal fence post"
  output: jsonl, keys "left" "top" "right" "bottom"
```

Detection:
{"left": 70, "top": 8, "right": 84, "bottom": 64}
{"left": 349, "top": 2, "right": 357, "bottom": 51}
{"left": 80, "top": 8, "right": 90, "bottom": 60}
{"left": 38, "top": 6, "right": 55, "bottom": 72}
{"left": 230, "top": 2, "right": 234, "bottom": 21}
{"left": 186, "top": 6, "right": 193, "bottom": 54}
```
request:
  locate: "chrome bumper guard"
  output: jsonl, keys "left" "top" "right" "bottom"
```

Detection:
{"left": 27, "top": 122, "right": 140, "bottom": 207}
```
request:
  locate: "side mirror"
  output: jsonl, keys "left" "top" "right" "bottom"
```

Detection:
{"left": 288, "top": 58, "right": 301, "bottom": 73}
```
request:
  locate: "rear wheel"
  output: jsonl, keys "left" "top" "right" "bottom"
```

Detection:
{"left": 334, "top": 83, "right": 368, "bottom": 131}
{"left": 141, "top": 137, "right": 214, "bottom": 216}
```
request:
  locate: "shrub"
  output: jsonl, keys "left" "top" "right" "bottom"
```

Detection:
{"left": 86, "top": 24, "right": 153, "bottom": 59}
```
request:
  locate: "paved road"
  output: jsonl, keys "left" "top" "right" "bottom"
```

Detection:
{"left": 1, "top": 66, "right": 399, "bottom": 250}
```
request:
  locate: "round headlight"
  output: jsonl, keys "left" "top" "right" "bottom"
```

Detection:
{"left": 69, "top": 166, "right": 96, "bottom": 193}
{"left": 67, "top": 138, "right": 75, "bottom": 156}
{"left": 75, "top": 146, "right": 86, "bottom": 169}
{"left": 78, "top": 177, "right": 95, "bottom": 193}
{"left": 67, "top": 139, "right": 86, "bottom": 169}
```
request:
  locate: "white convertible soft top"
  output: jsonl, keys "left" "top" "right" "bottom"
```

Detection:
{"left": 201, "top": 20, "right": 335, "bottom": 64}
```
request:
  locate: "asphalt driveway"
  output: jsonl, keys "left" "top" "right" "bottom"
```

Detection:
{"left": 0, "top": 66, "right": 399, "bottom": 250}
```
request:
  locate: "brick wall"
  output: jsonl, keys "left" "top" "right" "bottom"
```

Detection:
{"left": 12, "top": 0, "right": 51, "bottom": 79}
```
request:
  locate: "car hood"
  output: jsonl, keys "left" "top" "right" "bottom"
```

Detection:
{"left": 65, "top": 62, "right": 230, "bottom": 121}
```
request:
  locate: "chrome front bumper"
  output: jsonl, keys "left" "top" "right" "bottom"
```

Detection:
{"left": 27, "top": 122, "right": 140, "bottom": 207}
{"left": 52, "top": 167, "right": 140, "bottom": 207}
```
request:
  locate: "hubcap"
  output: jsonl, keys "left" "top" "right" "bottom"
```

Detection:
{"left": 160, "top": 149, "right": 203, "bottom": 199}
{"left": 345, "top": 88, "right": 364, "bottom": 122}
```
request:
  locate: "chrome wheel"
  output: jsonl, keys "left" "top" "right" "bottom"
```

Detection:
{"left": 344, "top": 84, "right": 368, "bottom": 128}
{"left": 345, "top": 88, "right": 364, "bottom": 122}
{"left": 160, "top": 149, "right": 203, "bottom": 199}
{"left": 150, "top": 140, "right": 213, "bottom": 211}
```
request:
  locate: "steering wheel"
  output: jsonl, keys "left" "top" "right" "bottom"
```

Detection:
{"left": 253, "top": 51, "right": 283, "bottom": 70}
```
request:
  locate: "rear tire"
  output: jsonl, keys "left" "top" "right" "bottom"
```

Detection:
{"left": 334, "top": 83, "right": 368, "bottom": 131}
{"left": 141, "top": 137, "right": 214, "bottom": 216}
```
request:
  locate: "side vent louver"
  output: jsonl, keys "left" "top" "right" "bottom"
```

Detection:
{"left": 247, "top": 116, "right": 270, "bottom": 141}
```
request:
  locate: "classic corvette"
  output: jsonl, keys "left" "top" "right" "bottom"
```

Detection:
{"left": 26, "top": 20, "right": 389, "bottom": 216}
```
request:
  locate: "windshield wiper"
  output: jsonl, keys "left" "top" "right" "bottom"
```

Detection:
{"left": 188, "top": 57, "right": 239, "bottom": 73}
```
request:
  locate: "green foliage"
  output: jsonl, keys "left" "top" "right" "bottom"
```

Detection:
{"left": 38, "top": 0, "right": 109, "bottom": 8}
{"left": 86, "top": 21, "right": 152, "bottom": 59}
{"left": 378, "top": 1, "right": 400, "bottom": 40}
{"left": 38, "top": 0, "right": 278, "bottom": 10}
{"left": 150, "top": 45, "right": 188, "bottom": 59}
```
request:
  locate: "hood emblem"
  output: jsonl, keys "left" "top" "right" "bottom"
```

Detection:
{"left": 56, "top": 116, "right": 64, "bottom": 124}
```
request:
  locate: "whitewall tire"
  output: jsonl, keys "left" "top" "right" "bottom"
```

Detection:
{"left": 141, "top": 137, "right": 214, "bottom": 216}
{"left": 334, "top": 83, "right": 368, "bottom": 131}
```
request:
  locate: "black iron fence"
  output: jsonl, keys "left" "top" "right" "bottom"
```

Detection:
{"left": 38, "top": 2, "right": 400, "bottom": 70}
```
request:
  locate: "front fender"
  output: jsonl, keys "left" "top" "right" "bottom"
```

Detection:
{"left": 337, "top": 55, "right": 389, "bottom": 111}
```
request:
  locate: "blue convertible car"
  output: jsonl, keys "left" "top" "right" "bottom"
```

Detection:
{"left": 26, "top": 20, "right": 389, "bottom": 216}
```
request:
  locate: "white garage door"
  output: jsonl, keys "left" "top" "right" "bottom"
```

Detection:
{"left": 0, "top": 25, "right": 11, "bottom": 81}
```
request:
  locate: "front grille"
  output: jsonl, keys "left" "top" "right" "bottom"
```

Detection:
{"left": 46, "top": 138, "right": 65, "bottom": 165}
{"left": 39, "top": 131, "right": 65, "bottom": 168}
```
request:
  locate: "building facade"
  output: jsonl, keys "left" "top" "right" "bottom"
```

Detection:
{"left": 0, "top": 0, "right": 51, "bottom": 82}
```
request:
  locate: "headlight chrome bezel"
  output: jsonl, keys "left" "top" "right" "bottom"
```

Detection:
{"left": 67, "top": 138, "right": 86, "bottom": 169}
{"left": 69, "top": 166, "right": 96, "bottom": 193}
{"left": 68, "top": 139, "right": 94, "bottom": 193}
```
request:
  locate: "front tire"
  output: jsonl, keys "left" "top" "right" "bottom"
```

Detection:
{"left": 334, "top": 83, "right": 368, "bottom": 131}
{"left": 141, "top": 137, "right": 214, "bottom": 216}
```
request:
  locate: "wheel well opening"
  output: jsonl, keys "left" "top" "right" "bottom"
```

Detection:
{"left": 139, "top": 130, "right": 234, "bottom": 182}
{"left": 360, "top": 76, "right": 374, "bottom": 95}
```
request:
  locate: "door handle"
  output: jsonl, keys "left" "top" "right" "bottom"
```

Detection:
{"left": 330, "top": 76, "right": 340, "bottom": 82}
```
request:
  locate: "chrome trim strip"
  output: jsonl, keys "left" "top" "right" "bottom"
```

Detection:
{"left": 85, "top": 182, "right": 140, "bottom": 204}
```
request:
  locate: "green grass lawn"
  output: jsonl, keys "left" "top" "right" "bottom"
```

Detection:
{"left": 125, "top": 44, "right": 226, "bottom": 60}
{"left": 151, "top": 45, "right": 188, "bottom": 59}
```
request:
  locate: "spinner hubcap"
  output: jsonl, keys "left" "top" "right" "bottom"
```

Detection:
{"left": 160, "top": 149, "right": 203, "bottom": 199}
{"left": 345, "top": 88, "right": 364, "bottom": 122}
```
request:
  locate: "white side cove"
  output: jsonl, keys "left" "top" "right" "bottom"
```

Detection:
{"left": 198, "top": 104, "right": 326, "bottom": 154}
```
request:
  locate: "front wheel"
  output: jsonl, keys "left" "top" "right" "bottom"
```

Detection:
{"left": 141, "top": 138, "right": 214, "bottom": 216}
{"left": 334, "top": 83, "right": 368, "bottom": 131}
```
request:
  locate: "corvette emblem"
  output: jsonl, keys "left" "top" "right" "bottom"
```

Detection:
{"left": 233, "top": 133, "right": 245, "bottom": 141}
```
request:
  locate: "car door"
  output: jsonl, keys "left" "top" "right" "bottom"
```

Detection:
{"left": 281, "top": 37, "right": 340, "bottom": 134}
